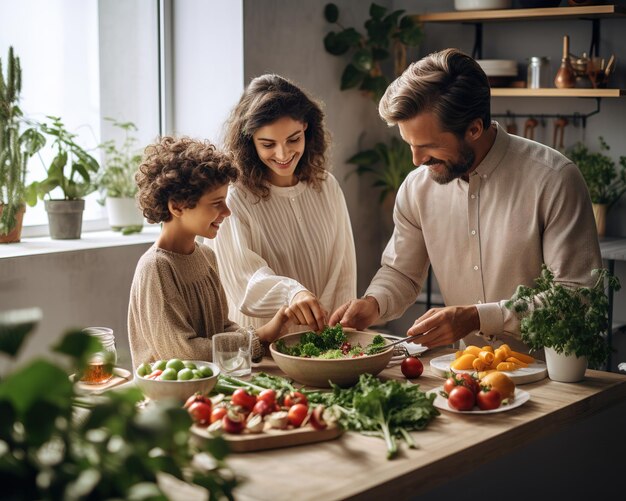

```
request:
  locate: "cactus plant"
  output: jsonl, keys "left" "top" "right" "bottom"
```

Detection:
{"left": 0, "top": 46, "right": 44, "bottom": 239}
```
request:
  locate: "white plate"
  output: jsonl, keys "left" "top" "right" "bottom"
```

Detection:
{"left": 430, "top": 353, "right": 547, "bottom": 384}
{"left": 431, "top": 386, "right": 530, "bottom": 414}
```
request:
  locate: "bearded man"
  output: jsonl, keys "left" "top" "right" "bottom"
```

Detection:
{"left": 330, "top": 48, "right": 601, "bottom": 353}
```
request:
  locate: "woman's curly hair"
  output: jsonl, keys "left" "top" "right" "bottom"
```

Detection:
{"left": 222, "top": 74, "right": 329, "bottom": 200}
{"left": 136, "top": 136, "right": 238, "bottom": 223}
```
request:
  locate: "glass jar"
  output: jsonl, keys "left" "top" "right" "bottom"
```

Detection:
{"left": 80, "top": 327, "right": 117, "bottom": 384}
{"left": 527, "top": 56, "right": 550, "bottom": 89}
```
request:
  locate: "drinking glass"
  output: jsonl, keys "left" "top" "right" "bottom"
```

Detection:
{"left": 80, "top": 327, "right": 117, "bottom": 384}
{"left": 212, "top": 331, "right": 252, "bottom": 377}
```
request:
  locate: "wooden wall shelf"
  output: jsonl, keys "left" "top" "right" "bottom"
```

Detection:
{"left": 491, "top": 88, "right": 625, "bottom": 97}
{"left": 413, "top": 5, "right": 626, "bottom": 23}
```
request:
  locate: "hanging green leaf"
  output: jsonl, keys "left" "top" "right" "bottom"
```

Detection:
{"left": 352, "top": 48, "right": 374, "bottom": 72}
{"left": 340, "top": 64, "right": 366, "bottom": 90}
{"left": 324, "top": 3, "right": 339, "bottom": 23}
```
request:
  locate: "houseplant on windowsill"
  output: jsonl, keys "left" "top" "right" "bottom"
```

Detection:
{"left": 96, "top": 118, "right": 144, "bottom": 234}
{"left": 0, "top": 47, "right": 45, "bottom": 243}
{"left": 505, "top": 265, "right": 620, "bottom": 382}
{"left": 26, "top": 116, "right": 100, "bottom": 239}
{"left": 568, "top": 137, "right": 626, "bottom": 237}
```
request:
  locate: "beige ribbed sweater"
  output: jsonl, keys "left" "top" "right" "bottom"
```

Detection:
{"left": 211, "top": 173, "right": 357, "bottom": 331}
{"left": 128, "top": 243, "right": 260, "bottom": 368}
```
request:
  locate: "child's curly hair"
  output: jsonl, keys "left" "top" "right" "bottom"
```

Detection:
{"left": 136, "top": 136, "right": 238, "bottom": 223}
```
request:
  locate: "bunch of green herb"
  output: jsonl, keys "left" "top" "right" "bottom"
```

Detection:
{"left": 309, "top": 373, "right": 438, "bottom": 459}
{"left": 568, "top": 136, "right": 626, "bottom": 207}
{"left": 0, "top": 308, "right": 237, "bottom": 500}
{"left": 505, "top": 266, "right": 620, "bottom": 367}
{"left": 275, "top": 324, "right": 347, "bottom": 357}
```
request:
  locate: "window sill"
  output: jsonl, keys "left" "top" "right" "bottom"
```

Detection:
{"left": 0, "top": 225, "right": 161, "bottom": 259}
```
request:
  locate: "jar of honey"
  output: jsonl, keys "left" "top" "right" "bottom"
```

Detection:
{"left": 80, "top": 327, "right": 117, "bottom": 384}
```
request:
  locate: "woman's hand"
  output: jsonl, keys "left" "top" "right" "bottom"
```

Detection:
{"left": 257, "top": 306, "right": 291, "bottom": 343}
{"left": 286, "top": 291, "right": 327, "bottom": 332}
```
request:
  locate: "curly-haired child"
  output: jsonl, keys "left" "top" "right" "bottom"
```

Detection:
{"left": 128, "top": 136, "right": 289, "bottom": 368}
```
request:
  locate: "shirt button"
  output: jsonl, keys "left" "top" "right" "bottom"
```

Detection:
{"left": 470, "top": 194, "right": 476, "bottom": 199}
{"left": 471, "top": 230, "right": 476, "bottom": 235}
{"left": 477, "top": 300, "right": 483, "bottom": 304}
{"left": 481, "top": 174, "right": 487, "bottom": 179}
{"left": 473, "top": 265, "right": 479, "bottom": 271}
{"left": 291, "top": 197, "right": 295, "bottom": 202}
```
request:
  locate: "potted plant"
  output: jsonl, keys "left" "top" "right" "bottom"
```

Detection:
{"left": 505, "top": 265, "right": 620, "bottom": 382}
{"left": 26, "top": 116, "right": 100, "bottom": 239}
{"left": 0, "top": 47, "right": 45, "bottom": 243}
{"left": 568, "top": 137, "right": 626, "bottom": 237}
{"left": 96, "top": 118, "right": 144, "bottom": 234}
{"left": 323, "top": 2, "right": 421, "bottom": 205}
{"left": 0, "top": 307, "right": 238, "bottom": 499}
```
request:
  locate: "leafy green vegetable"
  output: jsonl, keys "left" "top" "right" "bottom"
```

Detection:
{"left": 364, "top": 334, "right": 386, "bottom": 355}
{"left": 308, "top": 374, "right": 439, "bottom": 459}
{"left": 505, "top": 266, "right": 620, "bottom": 367}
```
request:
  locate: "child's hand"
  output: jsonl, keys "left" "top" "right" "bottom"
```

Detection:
{"left": 257, "top": 306, "right": 291, "bottom": 343}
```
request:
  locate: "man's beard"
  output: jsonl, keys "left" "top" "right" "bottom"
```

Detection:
{"left": 425, "top": 142, "right": 476, "bottom": 185}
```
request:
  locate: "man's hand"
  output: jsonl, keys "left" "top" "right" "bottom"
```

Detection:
{"left": 406, "top": 305, "right": 480, "bottom": 348}
{"left": 286, "top": 291, "right": 327, "bottom": 332}
{"left": 329, "top": 296, "right": 380, "bottom": 330}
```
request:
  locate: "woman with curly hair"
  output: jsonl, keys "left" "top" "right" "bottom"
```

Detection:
{"left": 128, "top": 136, "right": 289, "bottom": 368}
{"left": 214, "top": 74, "right": 356, "bottom": 332}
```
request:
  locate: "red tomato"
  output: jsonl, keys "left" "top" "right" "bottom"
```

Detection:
{"left": 210, "top": 407, "right": 227, "bottom": 424}
{"left": 231, "top": 388, "right": 257, "bottom": 410}
{"left": 448, "top": 386, "right": 475, "bottom": 411}
{"left": 401, "top": 356, "right": 424, "bottom": 379}
{"left": 287, "top": 403, "right": 309, "bottom": 428}
{"left": 183, "top": 393, "right": 210, "bottom": 410}
{"left": 187, "top": 400, "right": 212, "bottom": 426}
{"left": 476, "top": 388, "right": 502, "bottom": 410}
{"left": 252, "top": 399, "right": 271, "bottom": 416}
{"left": 258, "top": 389, "right": 277, "bottom": 406}
{"left": 457, "top": 373, "right": 480, "bottom": 396}
{"left": 443, "top": 375, "right": 459, "bottom": 395}
{"left": 284, "top": 391, "right": 308, "bottom": 408}
{"left": 222, "top": 409, "right": 246, "bottom": 434}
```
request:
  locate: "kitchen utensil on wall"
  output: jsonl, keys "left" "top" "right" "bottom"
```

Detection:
{"left": 505, "top": 113, "right": 518, "bottom": 135}
{"left": 524, "top": 118, "right": 538, "bottom": 140}
{"left": 552, "top": 118, "right": 568, "bottom": 152}
{"left": 554, "top": 35, "right": 576, "bottom": 89}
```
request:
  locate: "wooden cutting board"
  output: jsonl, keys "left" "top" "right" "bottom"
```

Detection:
{"left": 191, "top": 422, "right": 342, "bottom": 452}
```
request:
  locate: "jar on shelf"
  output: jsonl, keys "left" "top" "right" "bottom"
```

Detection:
{"left": 527, "top": 56, "right": 550, "bottom": 89}
{"left": 80, "top": 327, "right": 117, "bottom": 384}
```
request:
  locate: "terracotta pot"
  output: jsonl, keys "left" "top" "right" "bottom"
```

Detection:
{"left": 0, "top": 204, "right": 26, "bottom": 244}
{"left": 592, "top": 203, "right": 607, "bottom": 237}
{"left": 544, "top": 347, "right": 587, "bottom": 383}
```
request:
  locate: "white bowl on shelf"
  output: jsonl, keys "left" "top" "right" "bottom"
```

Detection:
{"left": 477, "top": 59, "right": 518, "bottom": 77}
{"left": 455, "top": 0, "right": 512, "bottom": 10}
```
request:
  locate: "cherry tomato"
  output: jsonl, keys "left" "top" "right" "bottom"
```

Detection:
{"left": 476, "top": 388, "right": 502, "bottom": 411}
{"left": 443, "top": 375, "right": 459, "bottom": 395}
{"left": 287, "top": 403, "right": 309, "bottom": 428}
{"left": 222, "top": 409, "right": 246, "bottom": 434}
{"left": 309, "top": 405, "right": 328, "bottom": 430}
{"left": 448, "top": 386, "right": 475, "bottom": 411}
{"left": 183, "top": 393, "right": 210, "bottom": 409}
{"left": 210, "top": 407, "right": 227, "bottom": 424}
{"left": 283, "top": 391, "right": 308, "bottom": 408}
{"left": 252, "top": 399, "right": 272, "bottom": 417}
{"left": 258, "top": 389, "right": 277, "bottom": 406}
{"left": 187, "top": 400, "right": 213, "bottom": 426}
{"left": 231, "top": 388, "right": 257, "bottom": 410}
{"left": 401, "top": 356, "right": 424, "bottom": 379}
{"left": 457, "top": 373, "right": 480, "bottom": 396}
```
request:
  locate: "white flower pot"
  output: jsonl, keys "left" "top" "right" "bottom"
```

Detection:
{"left": 105, "top": 197, "right": 144, "bottom": 231}
{"left": 544, "top": 347, "right": 588, "bottom": 383}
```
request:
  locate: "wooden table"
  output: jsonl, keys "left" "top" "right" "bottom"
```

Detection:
{"left": 224, "top": 349, "right": 626, "bottom": 500}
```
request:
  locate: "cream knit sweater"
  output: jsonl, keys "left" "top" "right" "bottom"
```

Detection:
{"left": 128, "top": 243, "right": 261, "bottom": 368}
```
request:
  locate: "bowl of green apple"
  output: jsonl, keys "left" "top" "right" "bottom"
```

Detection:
{"left": 134, "top": 358, "right": 220, "bottom": 401}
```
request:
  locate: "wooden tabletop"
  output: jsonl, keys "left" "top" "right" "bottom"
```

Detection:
{"left": 225, "top": 348, "right": 626, "bottom": 501}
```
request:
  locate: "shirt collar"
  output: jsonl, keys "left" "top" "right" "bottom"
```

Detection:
{"left": 470, "top": 121, "right": 510, "bottom": 180}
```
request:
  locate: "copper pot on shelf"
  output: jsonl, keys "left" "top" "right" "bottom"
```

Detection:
{"left": 554, "top": 35, "right": 576, "bottom": 89}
